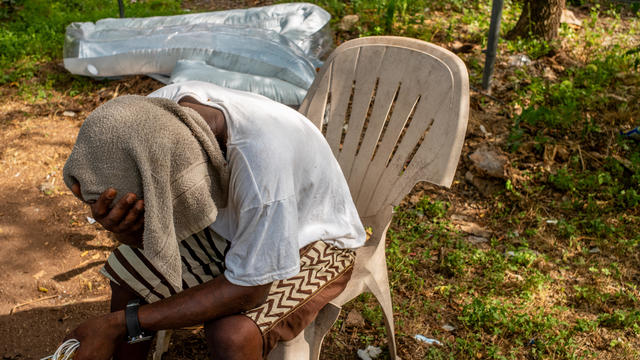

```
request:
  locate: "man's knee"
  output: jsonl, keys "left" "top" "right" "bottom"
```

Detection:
{"left": 204, "top": 315, "right": 262, "bottom": 360}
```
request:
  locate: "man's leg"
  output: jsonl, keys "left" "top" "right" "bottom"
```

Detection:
{"left": 204, "top": 315, "right": 263, "bottom": 360}
{"left": 110, "top": 280, "right": 155, "bottom": 360}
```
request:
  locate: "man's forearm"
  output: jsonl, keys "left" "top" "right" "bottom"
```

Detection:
{"left": 109, "top": 275, "right": 270, "bottom": 337}
{"left": 139, "top": 275, "right": 270, "bottom": 331}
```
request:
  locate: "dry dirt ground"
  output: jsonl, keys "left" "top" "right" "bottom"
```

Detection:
{"left": 0, "top": 1, "right": 276, "bottom": 358}
{"left": 0, "top": 77, "right": 164, "bottom": 359}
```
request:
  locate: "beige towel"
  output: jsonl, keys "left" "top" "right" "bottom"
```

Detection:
{"left": 63, "top": 95, "right": 228, "bottom": 291}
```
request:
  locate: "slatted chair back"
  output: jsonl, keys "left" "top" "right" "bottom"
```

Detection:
{"left": 281, "top": 36, "right": 469, "bottom": 360}
{"left": 299, "top": 36, "right": 469, "bottom": 221}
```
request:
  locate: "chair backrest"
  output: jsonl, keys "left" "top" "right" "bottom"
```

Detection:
{"left": 299, "top": 36, "right": 469, "bottom": 219}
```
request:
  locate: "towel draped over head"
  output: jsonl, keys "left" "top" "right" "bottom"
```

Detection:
{"left": 63, "top": 95, "right": 229, "bottom": 292}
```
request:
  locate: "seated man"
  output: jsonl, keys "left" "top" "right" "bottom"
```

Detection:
{"left": 61, "top": 80, "right": 365, "bottom": 360}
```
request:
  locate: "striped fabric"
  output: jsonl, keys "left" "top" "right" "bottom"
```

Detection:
{"left": 245, "top": 241, "right": 355, "bottom": 334}
{"left": 100, "top": 227, "right": 229, "bottom": 303}
{"left": 100, "top": 227, "right": 355, "bottom": 357}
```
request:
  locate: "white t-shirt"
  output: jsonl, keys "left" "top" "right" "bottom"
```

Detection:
{"left": 149, "top": 81, "right": 365, "bottom": 286}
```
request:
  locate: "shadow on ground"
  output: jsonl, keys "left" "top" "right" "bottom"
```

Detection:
{"left": 0, "top": 300, "right": 110, "bottom": 359}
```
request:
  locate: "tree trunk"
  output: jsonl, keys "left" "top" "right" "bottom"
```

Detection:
{"left": 506, "top": 0, "right": 566, "bottom": 40}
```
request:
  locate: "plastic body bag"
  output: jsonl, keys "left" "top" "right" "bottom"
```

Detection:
{"left": 63, "top": 3, "right": 332, "bottom": 105}
{"left": 169, "top": 60, "right": 308, "bottom": 105}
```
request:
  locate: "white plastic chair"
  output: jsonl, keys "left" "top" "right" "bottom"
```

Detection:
{"left": 154, "top": 36, "right": 468, "bottom": 360}
{"left": 267, "top": 36, "right": 469, "bottom": 360}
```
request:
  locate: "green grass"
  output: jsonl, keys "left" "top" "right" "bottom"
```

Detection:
{"left": 307, "top": 1, "right": 640, "bottom": 358}
{"left": 0, "top": 0, "right": 182, "bottom": 98}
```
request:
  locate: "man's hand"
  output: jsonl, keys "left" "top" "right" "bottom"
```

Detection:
{"left": 62, "top": 311, "right": 125, "bottom": 360}
{"left": 71, "top": 183, "right": 144, "bottom": 247}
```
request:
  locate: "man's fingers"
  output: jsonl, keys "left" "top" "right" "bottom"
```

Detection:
{"left": 119, "top": 199, "right": 144, "bottom": 230}
{"left": 100, "top": 193, "right": 137, "bottom": 230}
{"left": 130, "top": 212, "right": 145, "bottom": 233}
{"left": 92, "top": 188, "right": 117, "bottom": 218}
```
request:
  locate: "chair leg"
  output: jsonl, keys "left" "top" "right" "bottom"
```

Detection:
{"left": 267, "top": 303, "right": 342, "bottom": 360}
{"left": 366, "top": 275, "right": 398, "bottom": 359}
{"left": 309, "top": 303, "right": 342, "bottom": 360}
{"left": 153, "top": 329, "right": 172, "bottom": 360}
{"left": 267, "top": 328, "right": 310, "bottom": 360}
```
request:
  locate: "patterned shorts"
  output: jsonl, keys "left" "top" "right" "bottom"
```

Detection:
{"left": 100, "top": 227, "right": 355, "bottom": 357}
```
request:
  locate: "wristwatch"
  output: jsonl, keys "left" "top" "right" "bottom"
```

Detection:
{"left": 125, "top": 299, "right": 153, "bottom": 344}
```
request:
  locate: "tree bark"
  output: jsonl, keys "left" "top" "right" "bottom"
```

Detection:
{"left": 506, "top": 0, "right": 566, "bottom": 40}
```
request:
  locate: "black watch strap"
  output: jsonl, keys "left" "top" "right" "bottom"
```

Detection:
{"left": 125, "top": 299, "right": 153, "bottom": 344}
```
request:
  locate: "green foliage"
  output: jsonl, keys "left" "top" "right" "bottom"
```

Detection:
{"left": 0, "top": 0, "right": 182, "bottom": 83}
{"left": 598, "top": 310, "right": 640, "bottom": 332}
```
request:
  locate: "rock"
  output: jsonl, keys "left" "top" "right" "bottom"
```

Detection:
{"left": 561, "top": 9, "right": 582, "bottom": 27}
{"left": 469, "top": 146, "right": 507, "bottom": 178}
{"left": 62, "top": 110, "right": 77, "bottom": 117}
{"left": 345, "top": 309, "right": 365, "bottom": 328}
{"left": 339, "top": 14, "right": 360, "bottom": 31}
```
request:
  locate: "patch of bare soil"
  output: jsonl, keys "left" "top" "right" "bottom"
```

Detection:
{"left": 0, "top": 77, "right": 164, "bottom": 359}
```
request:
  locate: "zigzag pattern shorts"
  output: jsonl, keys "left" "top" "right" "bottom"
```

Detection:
{"left": 100, "top": 227, "right": 355, "bottom": 357}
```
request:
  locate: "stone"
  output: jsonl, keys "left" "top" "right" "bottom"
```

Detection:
{"left": 561, "top": 9, "right": 582, "bottom": 27}
{"left": 62, "top": 110, "right": 76, "bottom": 117}
{"left": 469, "top": 146, "right": 507, "bottom": 178}
{"left": 345, "top": 309, "right": 365, "bottom": 328}
{"left": 339, "top": 14, "right": 360, "bottom": 31}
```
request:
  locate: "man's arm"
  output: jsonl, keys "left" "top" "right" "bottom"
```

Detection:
{"left": 138, "top": 274, "right": 270, "bottom": 331}
{"left": 68, "top": 274, "right": 270, "bottom": 360}
{"left": 66, "top": 185, "right": 271, "bottom": 360}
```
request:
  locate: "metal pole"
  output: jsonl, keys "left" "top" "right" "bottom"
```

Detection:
{"left": 118, "top": 0, "right": 125, "bottom": 18}
{"left": 482, "top": 0, "right": 504, "bottom": 91}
